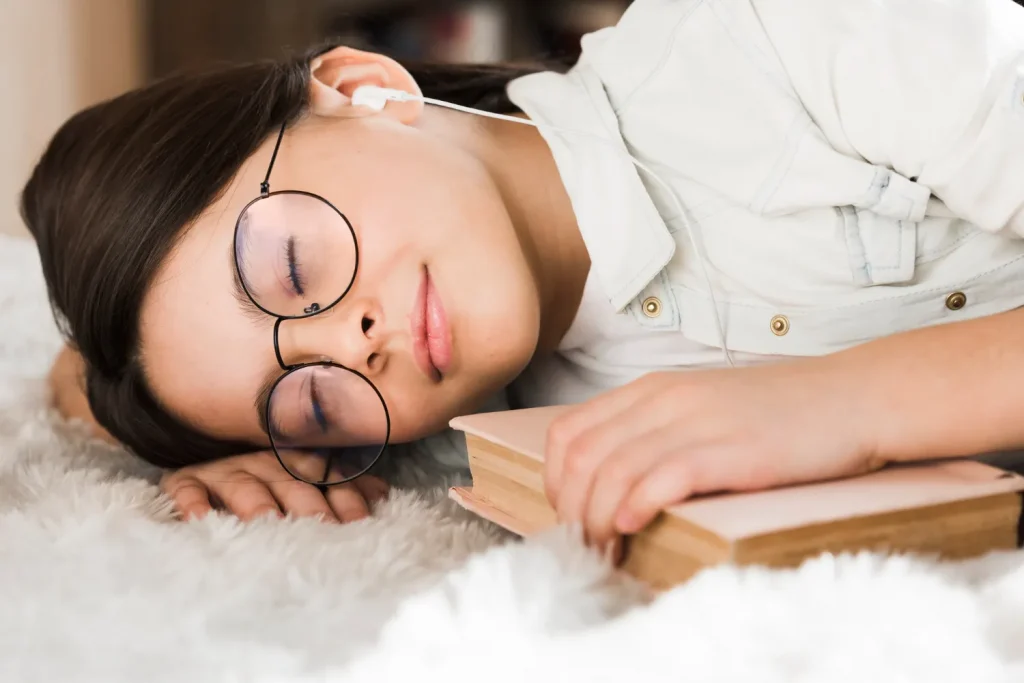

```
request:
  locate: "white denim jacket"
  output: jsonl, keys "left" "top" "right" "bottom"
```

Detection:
{"left": 505, "top": 0, "right": 1024, "bottom": 363}
{"left": 420, "top": 0, "right": 1024, "bottom": 469}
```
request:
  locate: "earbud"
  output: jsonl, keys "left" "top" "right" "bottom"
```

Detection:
{"left": 351, "top": 85, "right": 417, "bottom": 111}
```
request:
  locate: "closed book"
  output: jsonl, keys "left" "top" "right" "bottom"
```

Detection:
{"left": 449, "top": 406, "right": 1024, "bottom": 590}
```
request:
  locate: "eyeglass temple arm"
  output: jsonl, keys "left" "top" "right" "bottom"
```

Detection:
{"left": 260, "top": 121, "right": 288, "bottom": 197}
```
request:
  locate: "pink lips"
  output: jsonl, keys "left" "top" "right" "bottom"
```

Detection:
{"left": 411, "top": 267, "right": 452, "bottom": 382}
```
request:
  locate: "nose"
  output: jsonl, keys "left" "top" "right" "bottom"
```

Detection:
{"left": 276, "top": 297, "right": 386, "bottom": 376}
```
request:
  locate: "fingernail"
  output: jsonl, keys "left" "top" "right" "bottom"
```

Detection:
{"left": 614, "top": 511, "right": 639, "bottom": 535}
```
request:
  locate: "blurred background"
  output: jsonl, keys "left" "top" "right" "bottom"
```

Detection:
{"left": 0, "top": 0, "right": 630, "bottom": 238}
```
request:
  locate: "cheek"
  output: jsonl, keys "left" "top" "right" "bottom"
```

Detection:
{"left": 470, "top": 297, "right": 539, "bottom": 379}
{"left": 446, "top": 250, "right": 540, "bottom": 401}
{"left": 428, "top": 200, "right": 541, "bottom": 386}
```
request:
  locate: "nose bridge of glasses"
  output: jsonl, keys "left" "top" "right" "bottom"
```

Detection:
{"left": 277, "top": 305, "right": 376, "bottom": 370}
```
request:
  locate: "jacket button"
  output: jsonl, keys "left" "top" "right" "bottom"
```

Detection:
{"left": 945, "top": 292, "right": 967, "bottom": 311}
{"left": 642, "top": 297, "right": 662, "bottom": 318}
{"left": 770, "top": 315, "right": 790, "bottom": 336}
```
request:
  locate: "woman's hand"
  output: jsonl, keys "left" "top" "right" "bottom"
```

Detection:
{"left": 48, "top": 345, "right": 389, "bottom": 525}
{"left": 543, "top": 359, "right": 880, "bottom": 551}
{"left": 48, "top": 344, "right": 116, "bottom": 444}
{"left": 160, "top": 450, "right": 390, "bottom": 524}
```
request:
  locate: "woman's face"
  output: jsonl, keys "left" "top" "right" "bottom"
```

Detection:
{"left": 138, "top": 111, "right": 541, "bottom": 452}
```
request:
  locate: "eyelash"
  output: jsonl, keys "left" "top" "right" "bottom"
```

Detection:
{"left": 309, "top": 373, "right": 331, "bottom": 434}
{"left": 285, "top": 237, "right": 306, "bottom": 296}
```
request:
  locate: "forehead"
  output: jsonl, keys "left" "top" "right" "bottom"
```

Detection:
{"left": 135, "top": 138, "right": 281, "bottom": 442}
{"left": 214, "top": 120, "right": 364, "bottom": 212}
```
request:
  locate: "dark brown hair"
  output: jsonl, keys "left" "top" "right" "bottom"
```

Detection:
{"left": 21, "top": 43, "right": 539, "bottom": 469}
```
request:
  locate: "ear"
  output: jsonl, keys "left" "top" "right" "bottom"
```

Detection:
{"left": 308, "top": 46, "right": 424, "bottom": 124}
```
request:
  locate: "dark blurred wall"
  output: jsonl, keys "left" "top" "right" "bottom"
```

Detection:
{"left": 146, "top": 0, "right": 630, "bottom": 80}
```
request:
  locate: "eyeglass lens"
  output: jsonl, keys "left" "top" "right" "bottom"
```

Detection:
{"left": 235, "top": 191, "right": 388, "bottom": 485}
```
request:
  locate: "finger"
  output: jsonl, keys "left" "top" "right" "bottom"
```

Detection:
{"left": 265, "top": 450, "right": 368, "bottom": 523}
{"left": 552, "top": 396, "right": 680, "bottom": 529}
{"left": 583, "top": 429, "right": 679, "bottom": 549}
{"left": 324, "top": 483, "right": 371, "bottom": 523}
{"left": 550, "top": 423, "right": 605, "bottom": 528}
{"left": 209, "top": 473, "right": 284, "bottom": 522}
{"left": 353, "top": 475, "right": 390, "bottom": 504}
{"left": 615, "top": 455, "right": 703, "bottom": 535}
{"left": 544, "top": 373, "right": 671, "bottom": 504}
{"left": 162, "top": 475, "right": 215, "bottom": 521}
{"left": 265, "top": 479, "right": 341, "bottom": 523}
{"left": 273, "top": 450, "right": 333, "bottom": 484}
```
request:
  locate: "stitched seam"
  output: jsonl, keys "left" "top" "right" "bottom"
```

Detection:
{"left": 669, "top": 252, "right": 1024, "bottom": 313}
{"left": 612, "top": 0, "right": 705, "bottom": 116}
{"left": 916, "top": 226, "right": 977, "bottom": 263}
{"left": 613, "top": 249, "right": 673, "bottom": 308}
{"left": 749, "top": 112, "right": 811, "bottom": 214}
{"left": 566, "top": 67, "right": 676, "bottom": 308}
{"left": 712, "top": 0, "right": 805, "bottom": 102}
{"left": 841, "top": 206, "right": 871, "bottom": 285}
{"left": 863, "top": 219, "right": 905, "bottom": 273}
{"left": 920, "top": 57, "right": 1024, "bottom": 178}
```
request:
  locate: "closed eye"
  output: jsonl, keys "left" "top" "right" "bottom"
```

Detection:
{"left": 286, "top": 236, "right": 306, "bottom": 296}
{"left": 309, "top": 372, "right": 331, "bottom": 434}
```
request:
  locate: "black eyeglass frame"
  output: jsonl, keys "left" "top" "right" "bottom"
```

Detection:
{"left": 231, "top": 121, "right": 392, "bottom": 488}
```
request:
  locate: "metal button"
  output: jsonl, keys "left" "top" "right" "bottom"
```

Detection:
{"left": 770, "top": 314, "right": 790, "bottom": 336}
{"left": 642, "top": 297, "right": 662, "bottom": 318}
{"left": 945, "top": 291, "right": 967, "bottom": 311}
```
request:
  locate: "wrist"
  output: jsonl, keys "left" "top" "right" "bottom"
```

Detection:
{"left": 810, "top": 352, "right": 890, "bottom": 467}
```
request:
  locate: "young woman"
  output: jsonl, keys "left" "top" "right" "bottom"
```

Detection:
{"left": 27, "top": 0, "right": 1024, "bottom": 552}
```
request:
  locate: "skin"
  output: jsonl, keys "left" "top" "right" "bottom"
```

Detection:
{"left": 121, "top": 47, "right": 588, "bottom": 523}
{"left": 142, "top": 49, "right": 588, "bottom": 455}
{"left": 48, "top": 47, "right": 1024, "bottom": 557}
{"left": 546, "top": 306, "right": 1024, "bottom": 552}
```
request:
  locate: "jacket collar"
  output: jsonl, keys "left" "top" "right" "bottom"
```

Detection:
{"left": 506, "top": 65, "right": 676, "bottom": 312}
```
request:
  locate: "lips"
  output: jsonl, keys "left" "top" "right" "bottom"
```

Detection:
{"left": 411, "top": 267, "right": 452, "bottom": 382}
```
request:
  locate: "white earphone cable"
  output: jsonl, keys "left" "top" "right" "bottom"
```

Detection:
{"left": 363, "top": 87, "right": 735, "bottom": 367}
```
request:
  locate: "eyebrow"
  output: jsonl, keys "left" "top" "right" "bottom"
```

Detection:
{"left": 254, "top": 367, "right": 280, "bottom": 438}
{"left": 230, "top": 233, "right": 267, "bottom": 323}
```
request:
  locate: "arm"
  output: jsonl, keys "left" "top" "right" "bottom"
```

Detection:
{"left": 832, "top": 306, "right": 1024, "bottom": 463}
{"left": 543, "top": 307, "right": 1024, "bottom": 551}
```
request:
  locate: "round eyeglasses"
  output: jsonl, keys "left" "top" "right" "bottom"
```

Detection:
{"left": 232, "top": 121, "right": 391, "bottom": 488}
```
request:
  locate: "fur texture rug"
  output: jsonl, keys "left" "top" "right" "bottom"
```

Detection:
{"left": 3, "top": 232, "right": 1024, "bottom": 683}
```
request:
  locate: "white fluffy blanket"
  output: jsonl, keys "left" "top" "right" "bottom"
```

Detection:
{"left": 4, "top": 232, "right": 1024, "bottom": 683}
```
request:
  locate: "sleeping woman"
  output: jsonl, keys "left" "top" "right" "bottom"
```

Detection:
{"left": 29, "top": 0, "right": 1024, "bottom": 552}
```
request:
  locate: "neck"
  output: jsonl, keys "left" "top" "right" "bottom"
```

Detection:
{"left": 418, "top": 105, "right": 590, "bottom": 355}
